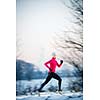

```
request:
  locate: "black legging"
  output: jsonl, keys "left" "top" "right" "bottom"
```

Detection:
{"left": 39, "top": 72, "right": 62, "bottom": 91}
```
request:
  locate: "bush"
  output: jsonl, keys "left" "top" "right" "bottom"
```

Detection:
{"left": 68, "top": 78, "right": 83, "bottom": 92}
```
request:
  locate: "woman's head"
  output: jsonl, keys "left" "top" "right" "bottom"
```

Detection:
{"left": 52, "top": 52, "right": 56, "bottom": 59}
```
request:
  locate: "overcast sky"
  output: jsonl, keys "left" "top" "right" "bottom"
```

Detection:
{"left": 16, "top": 0, "right": 72, "bottom": 70}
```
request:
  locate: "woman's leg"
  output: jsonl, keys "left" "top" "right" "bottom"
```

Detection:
{"left": 38, "top": 73, "right": 52, "bottom": 91}
{"left": 52, "top": 73, "right": 62, "bottom": 91}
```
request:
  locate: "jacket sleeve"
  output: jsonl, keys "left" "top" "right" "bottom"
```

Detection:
{"left": 44, "top": 60, "right": 51, "bottom": 69}
{"left": 56, "top": 61, "right": 62, "bottom": 67}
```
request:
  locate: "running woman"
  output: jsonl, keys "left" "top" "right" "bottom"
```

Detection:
{"left": 38, "top": 53, "right": 63, "bottom": 92}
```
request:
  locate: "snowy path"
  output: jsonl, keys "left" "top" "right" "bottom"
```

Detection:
{"left": 16, "top": 92, "right": 83, "bottom": 100}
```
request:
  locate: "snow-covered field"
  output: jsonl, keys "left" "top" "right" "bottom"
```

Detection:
{"left": 16, "top": 77, "right": 83, "bottom": 100}
{"left": 16, "top": 92, "right": 83, "bottom": 100}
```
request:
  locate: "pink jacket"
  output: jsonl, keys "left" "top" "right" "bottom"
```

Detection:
{"left": 44, "top": 57, "right": 62, "bottom": 73}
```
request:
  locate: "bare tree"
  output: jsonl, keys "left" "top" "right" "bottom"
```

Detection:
{"left": 53, "top": 0, "right": 83, "bottom": 71}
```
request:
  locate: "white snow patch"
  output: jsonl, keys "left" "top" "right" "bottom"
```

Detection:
{"left": 16, "top": 92, "right": 83, "bottom": 100}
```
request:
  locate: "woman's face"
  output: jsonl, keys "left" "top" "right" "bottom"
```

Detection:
{"left": 53, "top": 56, "right": 56, "bottom": 59}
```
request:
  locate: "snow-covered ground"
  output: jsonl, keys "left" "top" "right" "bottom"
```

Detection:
{"left": 16, "top": 92, "right": 83, "bottom": 100}
{"left": 16, "top": 77, "right": 83, "bottom": 100}
{"left": 16, "top": 77, "right": 81, "bottom": 92}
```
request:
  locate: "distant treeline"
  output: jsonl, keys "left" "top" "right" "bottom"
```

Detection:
{"left": 16, "top": 59, "right": 81, "bottom": 81}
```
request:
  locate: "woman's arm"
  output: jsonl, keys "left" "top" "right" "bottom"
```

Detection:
{"left": 56, "top": 60, "right": 63, "bottom": 67}
{"left": 44, "top": 60, "right": 51, "bottom": 69}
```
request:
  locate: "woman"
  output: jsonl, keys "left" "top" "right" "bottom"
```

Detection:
{"left": 38, "top": 53, "right": 63, "bottom": 92}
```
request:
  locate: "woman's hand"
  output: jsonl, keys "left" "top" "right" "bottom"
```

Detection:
{"left": 49, "top": 68, "right": 52, "bottom": 72}
{"left": 60, "top": 60, "right": 63, "bottom": 64}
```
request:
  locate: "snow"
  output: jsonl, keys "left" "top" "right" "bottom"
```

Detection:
{"left": 16, "top": 77, "right": 83, "bottom": 100}
{"left": 16, "top": 77, "right": 81, "bottom": 92}
{"left": 16, "top": 92, "right": 83, "bottom": 100}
